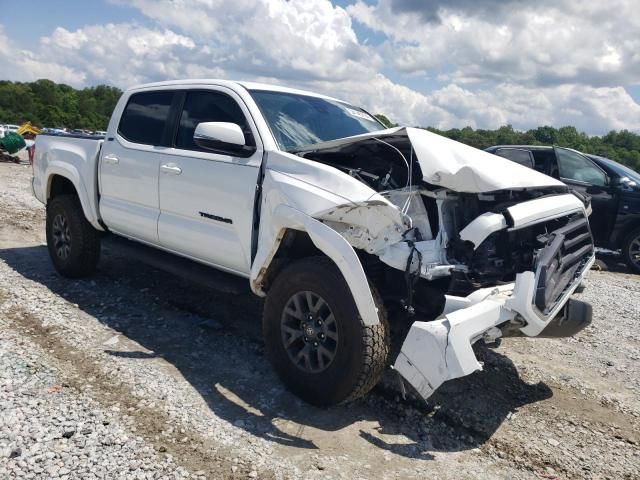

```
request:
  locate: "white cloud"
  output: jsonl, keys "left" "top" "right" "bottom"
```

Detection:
{"left": 425, "top": 83, "right": 640, "bottom": 134}
{"left": 37, "top": 23, "right": 202, "bottom": 87}
{"left": 0, "top": 26, "right": 84, "bottom": 85}
{"left": 113, "top": 0, "right": 380, "bottom": 82}
{"left": 348, "top": 0, "right": 640, "bottom": 89}
{"left": 1, "top": 0, "right": 639, "bottom": 134}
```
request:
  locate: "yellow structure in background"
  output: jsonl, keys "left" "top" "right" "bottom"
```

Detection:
{"left": 16, "top": 122, "right": 41, "bottom": 136}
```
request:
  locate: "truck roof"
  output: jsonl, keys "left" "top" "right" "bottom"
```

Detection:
{"left": 127, "top": 79, "right": 345, "bottom": 104}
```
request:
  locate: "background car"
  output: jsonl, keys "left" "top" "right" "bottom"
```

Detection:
{"left": 486, "top": 145, "right": 640, "bottom": 273}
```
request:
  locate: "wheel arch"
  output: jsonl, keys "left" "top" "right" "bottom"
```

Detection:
{"left": 45, "top": 168, "right": 104, "bottom": 231}
{"left": 48, "top": 174, "right": 78, "bottom": 200}
{"left": 255, "top": 229, "right": 323, "bottom": 292}
{"left": 618, "top": 216, "right": 640, "bottom": 246}
{"left": 250, "top": 204, "right": 381, "bottom": 326}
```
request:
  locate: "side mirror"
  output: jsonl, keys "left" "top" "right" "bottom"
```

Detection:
{"left": 193, "top": 122, "right": 256, "bottom": 158}
{"left": 615, "top": 176, "right": 638, "bottom": 188}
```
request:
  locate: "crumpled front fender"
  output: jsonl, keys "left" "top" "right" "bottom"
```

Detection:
{"left": 250, "top": 203, "right": 381, "bottom": 326}
{"left": 250, "top": 165, "right": 383, "bottom": 326}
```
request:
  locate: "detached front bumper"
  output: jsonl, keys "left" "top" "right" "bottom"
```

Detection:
{"left": 394, "top": 254, "right": 595, "bottom": 401}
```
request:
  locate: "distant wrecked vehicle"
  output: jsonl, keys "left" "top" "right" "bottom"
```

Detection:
{"left": 33, "top": 80, "right": 594, "bottom": 405}
{"left": 487, "top": 145, "right": 640, "bottom": 273}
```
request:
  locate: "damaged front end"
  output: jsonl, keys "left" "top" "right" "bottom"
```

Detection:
{"left": 292, "top": 127, "right": 595, "bottom": 401}
{"left": 395, "top": 205, "right": 595, "bottom": 399}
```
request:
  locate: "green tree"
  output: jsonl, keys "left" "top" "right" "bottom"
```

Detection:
{"left": 0, "top": 79, "right": 122, "bottom": 131}
{"left": 419, "top": 122, "right": 640, "bottom": 172}
{"left": 374, "top": 114, "right": 396, "bottom": 128}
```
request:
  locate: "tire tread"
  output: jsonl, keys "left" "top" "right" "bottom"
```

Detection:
{"left": 263, "top": 256, "right": 390, "bottom": 405}
{"left": 622, "top": 226, "right": 640, "bottom": 274}
{"left": 343, "top": 285, "right": 390, "bottom": 403}
{"left": 46, "top": 195, "right": 101, "bottom": 278}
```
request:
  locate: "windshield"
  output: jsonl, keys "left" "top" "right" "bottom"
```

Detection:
{"left": 249, "top": 90, "right": 384, "bottom": 151}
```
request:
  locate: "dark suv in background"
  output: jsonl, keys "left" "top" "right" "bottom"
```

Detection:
{"left": 486, "top": 145, "right": 640, "bottom": 273}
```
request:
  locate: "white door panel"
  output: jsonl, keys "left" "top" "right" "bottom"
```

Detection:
{"left": 99, "top": 142, "right": 163, "bottom": 244}
{"left": 99, "top": 195, "right": 159, "bottom": 242}
{"left": 157, "top": 87, "right": 263, "bottom": 275}
{"left": 99, "top": 89, "right": 175, "bottom": 245}
{"left": 158, "top": 155, "right": 259, "bottom": 274}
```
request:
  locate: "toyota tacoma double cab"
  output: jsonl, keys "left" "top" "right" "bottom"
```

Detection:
{"left": 32, "top": 80, "right": 595, "bottom": 406}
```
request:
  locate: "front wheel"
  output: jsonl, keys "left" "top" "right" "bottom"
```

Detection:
{"left": 622, "top": 226, "right": 640, "bottom": 274}
{"left": 46, "top": 195, "right": 101, "bottom": 278}
{"left": 263, "top": 257, "right": 390, "bottom": 406}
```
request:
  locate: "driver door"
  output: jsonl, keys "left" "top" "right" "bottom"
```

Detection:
{"left": 157, "top": 87, "right": 263, "bottom": 276}
{"left": 553, "top": 147, "right": 616, "bottom": 244}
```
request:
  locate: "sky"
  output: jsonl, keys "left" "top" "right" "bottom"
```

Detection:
{"left": 1, "top": 0, "right": 639, "bottom": 134}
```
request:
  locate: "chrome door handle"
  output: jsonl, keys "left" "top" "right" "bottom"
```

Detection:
{"left": 160, "top": 163, "right": 182, "bottom": 175}
{"left": 103, "top": 154, "right": 119, "bottom": 164}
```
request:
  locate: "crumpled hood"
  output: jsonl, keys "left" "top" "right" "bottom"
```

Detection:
{"left": 296, "top": 127, "right": 565, "bottom": 193}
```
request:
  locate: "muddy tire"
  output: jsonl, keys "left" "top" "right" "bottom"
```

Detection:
{"left": 622, "top": 226, "right": 640, "bottom": 274}
{"left": 263, "top": 257, "right": 390, "bottom": 406}
{"left": 46, "top": 195, "right": 101, "bottom": 278}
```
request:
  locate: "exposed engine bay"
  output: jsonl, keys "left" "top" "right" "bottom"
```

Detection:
{"left": 296, "top": 134, "right": 580, "bottom": 320}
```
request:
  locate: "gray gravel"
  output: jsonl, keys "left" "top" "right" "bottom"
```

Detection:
{"left": 1, "top": 161, "right": 639, "bottom": 479}
{"left": 0, "top": 327, "right": 185, "bottom": 479}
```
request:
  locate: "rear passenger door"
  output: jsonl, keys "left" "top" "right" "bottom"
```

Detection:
{"left": 99, "top": 89, "right": 175, "bottom": 244}
{"left": 157, "top": 87, "right": 263, "bottom": 276}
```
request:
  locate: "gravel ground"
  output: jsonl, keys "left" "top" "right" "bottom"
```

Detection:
{"left": 0, "top": 159, "right": 639, "bottom": 479}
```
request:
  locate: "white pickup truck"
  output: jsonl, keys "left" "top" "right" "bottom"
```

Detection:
{"left": 33, "top": 79, "right": 595, "bottom": 406}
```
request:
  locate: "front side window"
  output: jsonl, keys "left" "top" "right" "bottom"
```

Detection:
{"left": 556, "top": 148, "right": 607, "bottom": 186}
{"left": 249, "top": 90, "right": 384, "bottom": 151}
{"left": 175, "top": 90, "right": 250, "bottom": 151}
{"left": 597, "top": 157, "right": 640, "bottom": 184}
{"left": 118, "top": 91, "right": 174, "bottom": 145}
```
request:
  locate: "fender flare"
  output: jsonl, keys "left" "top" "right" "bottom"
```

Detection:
{"left": 250, "top": 204, "right": 380, "bottom": 326}
{"left": 45, "top": 163, "right": 104, "bottom": 231}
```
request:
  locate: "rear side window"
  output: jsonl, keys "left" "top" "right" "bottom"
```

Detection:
{"left": 531, "top": 150, "right": 555, "bottom": 174}
{"left": 175, "top": 90, "right": 250, "bottom": 151}
{"left": 494, "top": 148, "right": 534, "bottom": 168}
{"left": 118, "top": 91, "right": 174, "bottom": 146}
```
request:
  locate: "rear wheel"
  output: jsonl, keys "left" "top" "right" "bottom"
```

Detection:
{"left": 263, "top": 257, "right": 390, "bottom": 406}
{"left": 622, "top": 226, "right": 640, "bottom": 274}
{"left": 46, "top": 195, "right": 101, "bottom": 278}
